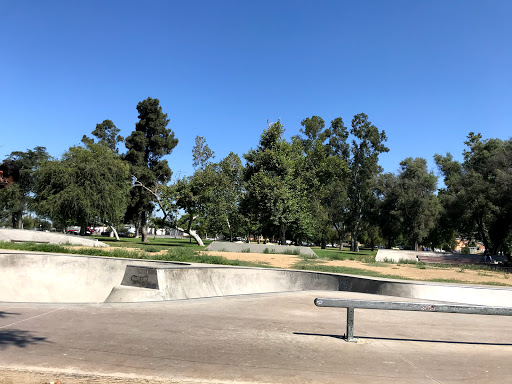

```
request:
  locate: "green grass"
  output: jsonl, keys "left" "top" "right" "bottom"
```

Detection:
{"left": 312, "top": 247, "right": 377, "bottom": 263}
{"left": 427, "top": 278, "right": 512, "bottom": 287}
{"left": 91, "top": 236, "right": 213, "bottom": 251}
{"left": 0, "top": 240, "right": 269, "bottom": 268}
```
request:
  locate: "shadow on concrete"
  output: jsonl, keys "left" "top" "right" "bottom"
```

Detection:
{"left": 0, "top": 329, "right": 50, "bottom": 349}
{"left": 293, "top": 332, "right": 512, "bottom": 346}
{"left": 0, "top": 311, "right": 21, "bottom": 318}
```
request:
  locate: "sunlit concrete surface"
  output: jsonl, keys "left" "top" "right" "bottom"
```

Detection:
{"left": 1, "top": 250, "right": 512, "bottom": 383}
{"left": 1, "top": 291, "right": 512, "bottom": 383}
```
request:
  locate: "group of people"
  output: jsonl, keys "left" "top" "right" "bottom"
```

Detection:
{"left": 0, "top": 160, "right": 19, "bottom": 189}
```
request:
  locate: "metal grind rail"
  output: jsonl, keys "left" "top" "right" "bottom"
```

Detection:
{"left": 314, "top": 298, "right": 512, "bottom": 342}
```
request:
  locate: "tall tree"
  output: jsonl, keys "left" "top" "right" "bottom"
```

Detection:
{"left": 324, "top": 117, "right": 350, "bottom": 249}
{"left": 124, "top": 97, "right": 178, "bottom": 242}
{"left": 205, "top": 152, "right": 245, "bottom": 241}
{"left": 347, "top": 113, "right": 389, "bottom": 252}
{"left": 82, "top": 119, "right": 124, "bottom": 152}
{"left": 34, "top": 144, "right": 130, "bottom": 234}
{"left": 0, "top": 147, "right": 49, "bottom": 228}
{"left": 435, "top": 133, "right": 512, "bottom": 255}
{"left": 244, "top": 121, "right": 309, "bottom": 245}
{"left": 375, "top": 172, "right": 402, "bottom": 248}
{"left": 395, "top": 157, "right": 439, "bottom": 250}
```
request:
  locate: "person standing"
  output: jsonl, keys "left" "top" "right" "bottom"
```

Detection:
{"left": 0, "top": 161, "right": 20, "bottom": 188}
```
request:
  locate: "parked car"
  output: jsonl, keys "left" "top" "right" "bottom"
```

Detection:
{"left": 67, "top": 227, "right": 94, "bottom": 236}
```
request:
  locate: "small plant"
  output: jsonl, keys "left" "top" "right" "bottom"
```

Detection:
{"left": 282, "top": 248, "right": 302, "bottom": 256}
{"left": 301, "top": 254, "right": 318, "bottom": 261}
{"left": 397, "top": 258, "right": 418, "bottom": 264}
{"left": 417, "top": 262, "right": 426, "bottom": 269}
{"left": 241, "top": 248, "right": 251, "bottom": 253}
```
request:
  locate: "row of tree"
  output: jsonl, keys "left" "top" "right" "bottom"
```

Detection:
{"left": 1, "top": 97, "right": 511, "bottom": 254}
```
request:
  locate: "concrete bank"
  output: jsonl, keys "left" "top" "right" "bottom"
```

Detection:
{"left": 2, "top": 250, "right": 512, "bottom": 306}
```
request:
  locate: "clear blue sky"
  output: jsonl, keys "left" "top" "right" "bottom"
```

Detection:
{"left": 1, "top": 0, "right": 511, "bottom": 179}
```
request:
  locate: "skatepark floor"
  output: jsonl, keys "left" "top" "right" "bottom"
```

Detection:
{"left": 1, "top": 290, "right": 512, "bottom": 384}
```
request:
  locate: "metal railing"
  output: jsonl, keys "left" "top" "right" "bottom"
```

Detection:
{"left": 314, "top": 298, "right": 512, "bottom": 342}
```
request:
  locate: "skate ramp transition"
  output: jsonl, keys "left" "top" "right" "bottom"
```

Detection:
{"left": 2, "top": 250, "right": 512, "bottom": 305}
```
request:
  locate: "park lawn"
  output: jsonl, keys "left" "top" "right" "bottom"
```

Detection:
{"left": 91, "top": 235, "right": 213, "bottom": 251}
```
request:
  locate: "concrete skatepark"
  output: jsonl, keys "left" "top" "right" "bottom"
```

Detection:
{"left": 1, "top": 247, "right": 512, "bottom": 383}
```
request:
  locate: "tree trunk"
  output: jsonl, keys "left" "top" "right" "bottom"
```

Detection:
{"left": 334, "top": 222, "right": 345, "bottom": 250}
{"left": 279, "top": 222, "right": 287, "bottom": 246}
{"left": 106, "top": 222, "right": 120, "bottom": 241}
{"left": 141, "top": 211, "right": 148, "bottom": 242}
{"left": 226, "top": 217, "right": 232, "bottom": 242}
{"left": 350, "top": 232, "right": 359, "bottom": 252}
{"left": 177, "top": 226, "right": 204, "bottom": 246}
{"left": 12, "top": 211, "right": 23, "bottom": 229}
{"left": 321, "top": 232, "right": 326, "bottom": 249}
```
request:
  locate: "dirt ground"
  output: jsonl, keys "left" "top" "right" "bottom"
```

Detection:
{"left": 202, "top": 250, "right": 512, "bottom": 287}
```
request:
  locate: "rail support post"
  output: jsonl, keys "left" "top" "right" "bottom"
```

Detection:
{"left": 346, "top": 307, "right": 357, "bottom": 342}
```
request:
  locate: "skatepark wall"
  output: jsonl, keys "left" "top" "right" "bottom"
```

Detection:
{"left": 0, "top": 228, "right": 109, "bottom": 247}
{"left": 206, "top": 241, "right": 316, "bottom": 256}
{"left": 2, "top": 251, "right": 512, "bottom": 306}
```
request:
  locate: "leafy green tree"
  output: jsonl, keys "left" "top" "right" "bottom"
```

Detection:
{"left": 323, "top": 117, "right": 350, "bottom": 249}
{"left": 395, "top": 157, "right": 439, "bottom": 250}
{"left": 0, "top": 147, "right": 49, "bottom": 228}
{"left": 124, "top": 97, "right": 178, "bottom": 242}
{"left": 205, "top": 152, "right": 245, "bottom": 241}
{"left": 347, "top": 113, "right": 389, "bottom": 252}
{"left": 295, "top": 116, "right": 330, "bottom": 247}
{"left": 244, "top": 121, "right": 309, "bottom": 245}
{"left": 435, "top": 133, "right": 512, "bottom": 255}
{"left": 82, "top": 119, "right": 124, "bottom": 152}
{"left": 375, "top": 172, "right": 402, "bottom": 248}
{"left": 34, "top": 144, "right": 131, "bottom": 234}
{"left": 192, "top": 136, "right": 215, "bottom": 169}
{"left": 293, "top": 116, "right": 350, "bottom": 248}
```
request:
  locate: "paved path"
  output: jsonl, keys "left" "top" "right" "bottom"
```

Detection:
{"left": 2, "top": 290, "right": 512, "bottom": 383}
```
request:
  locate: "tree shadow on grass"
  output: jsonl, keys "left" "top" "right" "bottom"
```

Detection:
{"left": 0, "top": 329, "right": 50, "bottom": 349}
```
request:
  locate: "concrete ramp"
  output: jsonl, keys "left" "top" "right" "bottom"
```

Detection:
{"left": 0, "top": 250, "right": 187, "bottom": 303}
{"left": 2, "top": 250, "right": 512, "bottom": 306}
{"left": 105, "top": 266, "right": 339, "bottom": 302}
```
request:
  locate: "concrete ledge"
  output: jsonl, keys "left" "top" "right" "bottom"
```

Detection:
{"left": 0, "top": 228, "right": 109, "bottom": 247}
{"left": 206, "top": 241, "right": 316, "bottom": 256}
